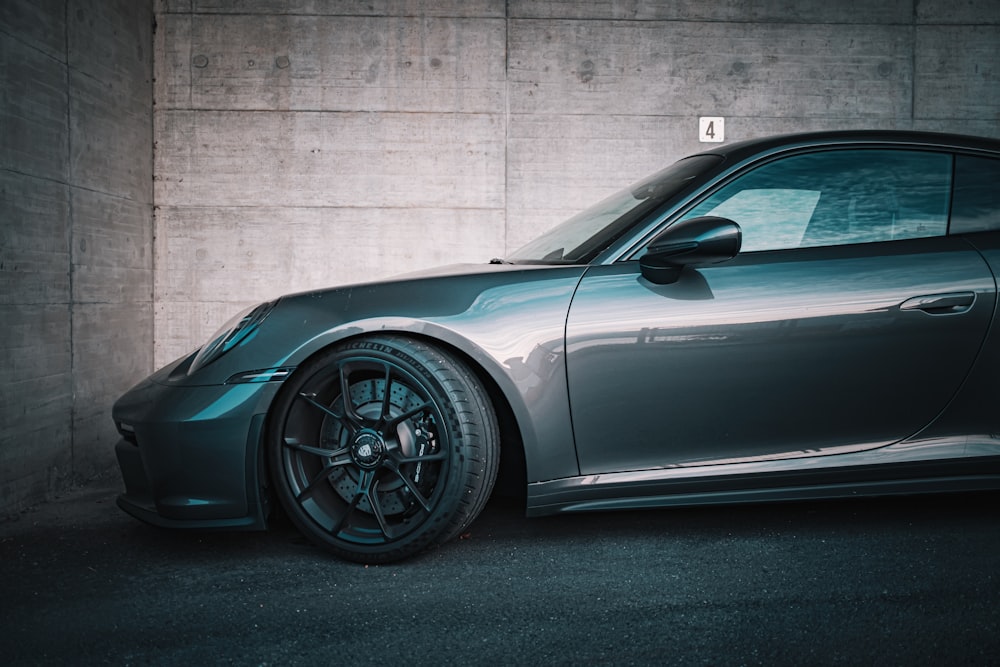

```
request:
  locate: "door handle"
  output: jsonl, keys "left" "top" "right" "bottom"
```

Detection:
{"left": 899, "top": 291, "right": 976, "bottom": 315}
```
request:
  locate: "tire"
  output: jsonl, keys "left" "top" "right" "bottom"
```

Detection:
{"left": 267, "top": 335, "right": 499, "bottom": 563}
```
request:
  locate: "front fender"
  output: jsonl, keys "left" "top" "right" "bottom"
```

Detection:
{"left": 244, "top": 266, "right": 588, "bottom": 483}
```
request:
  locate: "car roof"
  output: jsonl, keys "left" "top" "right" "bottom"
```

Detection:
{"left": 698, "top": 130, "right": 1000, "bottom": 163}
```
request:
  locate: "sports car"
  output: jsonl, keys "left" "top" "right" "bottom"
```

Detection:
{"left": 113, "top": 130, "right": 1000, "bottom": 563}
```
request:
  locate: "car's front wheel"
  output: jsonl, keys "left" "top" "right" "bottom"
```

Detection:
{"left": 267, "top": 335, "right": 499, "bottom": 563}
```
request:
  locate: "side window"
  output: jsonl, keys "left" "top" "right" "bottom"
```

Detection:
{"left": 951, "top": 155, "right": 1000, "bottom": 234}
{"left": 682, "top": 150, "right": 952, "bottom": 252}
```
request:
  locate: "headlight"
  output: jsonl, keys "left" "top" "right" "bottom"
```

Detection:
{"left": 188, "top": 300, "right": 276, "bottom": 375}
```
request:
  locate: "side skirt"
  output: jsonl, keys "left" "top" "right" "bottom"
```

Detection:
{"left": 526, "top": 455, "right": 1000, "bottom": 517}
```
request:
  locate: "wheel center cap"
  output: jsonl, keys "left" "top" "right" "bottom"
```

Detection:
{"left": 351, "top": 431, "right": 385, "bottom": 469}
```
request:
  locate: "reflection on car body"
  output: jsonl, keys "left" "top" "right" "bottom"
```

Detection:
{"left": 113, "top": 130, "right": 1000, "bottom": 562}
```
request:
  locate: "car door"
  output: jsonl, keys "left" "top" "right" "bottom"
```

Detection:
{"left": 566, "top": 147, "right": 997, "bottom": 475}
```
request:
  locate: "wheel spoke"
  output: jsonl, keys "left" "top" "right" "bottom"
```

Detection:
{"left": 296, "top": 468, "right": 330, "bottom": 502}
{"left": 327, "top": 469, "right": 377, "bottom": 537}
{"left": 295, "top": 459, "right": 352, "bottom": 502}
{"left": 366, "top": 477, "right": 396, "bottom": 540}
{"left": 385, "top": 401, "right": 434, "bottom": 432}
{"left": 354, "top": 468, "right": 376, "bottom": 497}
{"left": 283, "top": 436, "right": 349, "bottom": 459}
{"left": 329, "top": 489, "right": 364, "bottom": 536}
{"left": 392, "top": 450, "right": 447, "bottom": 465}
{"left": 384, "top": 460, "right": 433, "bottom": 513}
{"left": 378, "top": 363, "right": 395, "bottom": 427}
{"left": 338, "top": 362, "right": 366, "bottom": 426}
{"left": 297, "top": 393, "right": 360, "bottom": 435}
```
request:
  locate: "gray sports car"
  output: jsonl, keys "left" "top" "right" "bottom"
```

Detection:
{"left": 113, "top": 130, "right": 1000, "bottom": 563}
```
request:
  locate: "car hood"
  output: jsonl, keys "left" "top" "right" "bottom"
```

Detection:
{"left": 275, "top": 260, "right": 585, "bottom": 321}
{"left": 167, "top": 261, "right": 589, "bottom": 388}
{"left": 285, "top": 261, "right": 557, "bottom": 298}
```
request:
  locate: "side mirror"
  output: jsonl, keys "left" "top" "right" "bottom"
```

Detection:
{"left": 639, "top": 216, "right": 742, "bottom": 285}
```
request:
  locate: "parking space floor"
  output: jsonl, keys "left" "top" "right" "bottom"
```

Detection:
{"left": 3, "top": 482, "right": 1000, "bottom": 665}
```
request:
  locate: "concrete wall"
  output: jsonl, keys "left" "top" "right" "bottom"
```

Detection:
{"left": 2, "top": 0, "right": 996, "bottom": 511}
{"left": 0, "top": 0, "right": 153, "bottom": 511}
{"left": 153, "top": 0, "right": 1000, "bottom": 367}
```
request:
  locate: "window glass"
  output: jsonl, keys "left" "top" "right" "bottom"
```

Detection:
{"left": 681, "top": 150, "right": 952, "bottom": 252}
{"left": 951, "top": 155, "right": 1000, "bottom": 234}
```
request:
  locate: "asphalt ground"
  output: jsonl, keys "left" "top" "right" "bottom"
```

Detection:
{"left": 2, "top": 482, "right": 999, "bottom": 666}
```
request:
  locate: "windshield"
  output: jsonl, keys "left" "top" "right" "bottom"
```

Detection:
{"left": 507, "top": 154, "right": 724, "bottom": 264}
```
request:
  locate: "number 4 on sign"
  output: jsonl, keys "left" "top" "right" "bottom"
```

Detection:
{"left": 699, "top": 117, "right": 725, "bottom": 143}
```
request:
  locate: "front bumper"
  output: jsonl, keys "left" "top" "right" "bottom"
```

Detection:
{"left": 112, "top": 368, "right": 283, "bottom": 530}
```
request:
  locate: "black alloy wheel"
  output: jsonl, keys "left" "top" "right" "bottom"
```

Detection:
{"left": 268, "top": 335, "right": 499, "bottom": 563}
